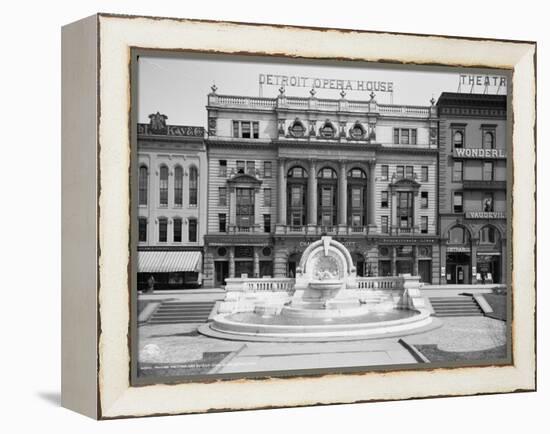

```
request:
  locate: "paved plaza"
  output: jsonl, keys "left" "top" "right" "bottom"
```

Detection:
{"left": 137, "top": 289, "right": 507, "bottom": 378}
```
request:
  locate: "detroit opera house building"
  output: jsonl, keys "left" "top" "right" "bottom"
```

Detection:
{"left": 136, "top": 85, "right": 507, "bottom": 289}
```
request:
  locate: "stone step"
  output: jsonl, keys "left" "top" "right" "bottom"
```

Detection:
{"left": 147, "top": 301, "right": 216, "bottom": 324}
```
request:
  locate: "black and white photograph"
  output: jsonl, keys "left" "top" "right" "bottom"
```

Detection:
{"left": 132, "top": 53, "right": 511, "bottom": 381}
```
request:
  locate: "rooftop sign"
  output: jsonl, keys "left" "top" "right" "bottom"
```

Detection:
{"left": 259, "top": 73, "right": 394, "bottom": 93}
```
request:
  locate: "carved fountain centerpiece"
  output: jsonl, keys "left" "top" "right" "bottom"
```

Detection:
{"left": 201, "top": 236, "right": 438, "bottom": 342}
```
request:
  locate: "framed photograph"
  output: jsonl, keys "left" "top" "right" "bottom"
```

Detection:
{"left": 61, "top": 13, "right": 536, "bottom": 419}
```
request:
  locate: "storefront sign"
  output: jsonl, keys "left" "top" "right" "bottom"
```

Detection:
{"left": 465, "top": 211, "right": 506, "bottom": 219}
{"left": 378, "top": 238, "right": 438, "bottom": 244}
{"left": 259, "top": 73, "right": 394, "bottom": 92}
{"left": 453, "top": 148, "right": 506, "bottom": 159}
{"left": 298, "top": 240, "right": 357, "bottom": 248}
{"left": 447, "top": 246, "right": 471, "bottom": 252}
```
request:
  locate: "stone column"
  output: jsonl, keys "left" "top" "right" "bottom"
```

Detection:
{"left": 413, "top": 246, "right": 418, "bottom": 276}
{"left": 338, "top": 161, "right": 347, "bottom": 226}
{"left": 440, "top": 243, "right": 447, "bottom": 284}
{"left": 471, "top": 240, "right": 478, "bottom": 284}
{"left": 277, "top": 159, "right": 287, "bottom": 225}
{"left": 392, "top": 246, "right": 397, "bottom": 276}
{"left": 229, "top": 187, "right": 236, "bottom": 226}
{"left": 228, "top": 246, "right": 235, "bottom": 278}
{"left": 253, "top": 247, "right": 260, "bottom": 278}
{"left": 368, "top": 161, "right": 377, "bottom": 229}
{"left": 254, "top": 187, "right": 261, "bottom": 231}
{"left": 500, "top": 238, "right": 507, "bottom": 284}
{"left": 308, "top": 160, "right": 317, "bottom": 225}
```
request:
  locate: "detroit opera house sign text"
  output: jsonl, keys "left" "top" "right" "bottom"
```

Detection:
{"left": 259, "top": 73, "right": 394, "bottom": 92}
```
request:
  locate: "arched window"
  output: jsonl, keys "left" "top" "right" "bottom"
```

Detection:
{"left": 483, "top": 131, "right": 495, "bottom": 149}
{"left": 189, "top": 166, "right": 198, "bottom": 206}
{"left": 453, "top": 130, "right": 464, "bottom": 149}
{"left": 449, "top": 226, "right": 470, "bottom": 244}
{"left": 174, "top": 166, "right": 183, "bottom": 206}
{"left": 288, "top": 166, "right": 308, "bottom": 178}
{"left": 352, "top": 252, "right": 365, "bottom": 277}
{"left": 159, "top": 165, "right": 169, "bottom": 206}
{"left": 287, "top": 166, "right": 308, "bottom": 227}
{"left": 138, "top": 165, "right": 148, "bottom": 206}
{"left": 347, "top": 168, "right": 367, "bottom": 179}
{"left": 480, "top": 225, "right": 499, "bottom": 244}
{"left": 138, "top": 217, "right": 147, "bottom": 242}
{"left": 318, "top": 167, "right": 337, "bottom": 179}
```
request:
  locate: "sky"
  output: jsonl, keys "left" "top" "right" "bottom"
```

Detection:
{"left": 137, "top": 53, "right": 508, "bottom": 127}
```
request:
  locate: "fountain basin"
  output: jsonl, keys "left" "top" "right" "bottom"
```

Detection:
{"left": 200, "top": 308, "right": 440, "bottom": 342}
{"left": 308, "top": 279, "right": 343, "bottom": 299}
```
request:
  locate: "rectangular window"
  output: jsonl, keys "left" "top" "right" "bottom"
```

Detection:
{"left": 138, "top": 218, "right": 147, "bottom": 242}
{"left": 405, "top": 166, "right": 414, "bottom": 179}
{"left": 381, "top": 191, "right": 389, "bottom": 208}
{"left": 218, "top": 187, "right": 227, "bottom": 206}
{"left": 351, "top": 187, "right": 362, "bottom": 208}
{"left": 263, "top": 214, "right": 271, "bottom": 233}
{"left": 396, "top": 166, "right": 404, "bottom": 179}
{"left": 411, "top": 129, "right": 417, "bottom": 145}
{"left": 246, "top": 160, "right": 255, "bottom": 175}
{"left": 263, "top": 161, "right": 272, "bottom": 178}
{"left": 397, "top": 192, "right": 414, "bottom": 228}
{"left": 236, "top": 188, "right": 254, "bottom": 227}
{"left": 236, "top": 160, "right": 245, "bottom": 174}
{"left": 158, "top": 218, "right": 167, "bottom": 242}
{"left": 219, "top": 160, "right": 227, "bottom": 177}
{"left": 452, "top": 128, "right": 465, "bottom": 149}
{"left": 453, "top": 192, "right": 463, "bottom": 213}
{"left": 401, "top": 129, "right": 410, "bottom": 145}
{"left": 421, "top": 216, "right": 428, "bottom": 234}
{"left": 483, "top": 192, "right": 494, "bottom": 212}
{"left": 218, "top": 214, "right": 226, "bottom": 232}
{"left": 483, "top": 161, "right": 494, "bottom": 181}
{"left": 421, "top": 166, "right": 428, "bottom": 182}
{"left": 351, "top": 214, "right": 362, "bottom": 227}
{"left": 232, "top": 121, "right": 239, "bottom": 138}
{"left": 264, "top": 188, "right": 272, "bottom": 207}
{"left": 188, "top": 219, "right": 197, "bottom": 242}
{"left": 321, "top": 187, "right": 333, "bottom": 207}
{"left": 321, "top": 212, "right": 333, "bottom": 226}
{"left": 421, "top": 191, "right": 428, "bottom": 208}
{"left": 173, "top": 218, "right": 182, "bottom": 242}
{"left": 381, "top": 165, "right": 389, "bottom": 181}
{"left": 452, "top": 161, "right": 463, "bottom": 182}
{"left": 241, "top": 122, "right": 251, "bottom": 138}
{"left": 393, "top": 128, "right": 400, "bottom": 144}
{"left": 381, "top": 216, "right": 389, "bottom": 234}
{"left": 291, "top": 212, "right": 302, "bottom": 227}
{"left": 253, "top": 122, "right": 259, "bottom": 139}
{"left": 291, "top": 186, "right": 302, "bottom": 207}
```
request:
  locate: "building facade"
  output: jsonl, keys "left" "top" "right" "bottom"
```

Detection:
{"left": 436, "top": 93, "right": 507, "bottom": 285}
{"left": 202, "top": 87, "right": 440, "bottom": 287}
{"left": 136, "top": 114, "right": 207, "bottom": 289}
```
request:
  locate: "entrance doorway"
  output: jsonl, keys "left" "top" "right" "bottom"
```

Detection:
{"left": 214, "top": 261, "right": 228, "bottom": 287}
{"left": 446, "top": 252, "right": 470, "bottom": 284}
{"left": 477, "top": 254, "right": 501, "bottom": 284}
{"left": 235, "top": 261, "right": 253, "bottom": 278}
{"left": 418, "top": 260, "right": 432, "bottom": 283}
{"left": 287, "top": 252, "right": 302, "bottom": 278}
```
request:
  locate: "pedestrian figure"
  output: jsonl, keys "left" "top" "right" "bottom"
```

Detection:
{"left": 147, "top": 275, "right": 155, "bottom": 293}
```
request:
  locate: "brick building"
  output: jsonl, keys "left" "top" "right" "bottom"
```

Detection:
{"left": 436, "top": 93, "right": 507, "bottom": 284}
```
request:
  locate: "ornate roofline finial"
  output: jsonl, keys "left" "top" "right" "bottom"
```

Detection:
{"left": 211, "top": 83, "right": 218, "bottom": 94}
{"left": 369, "top": 91, "right": 376, "bottom": 101}
{"left": 279, "top": 86, "right": 285, "bottom": 95}
{"left": 340, "top": 89, "right": 346, "bottom": 99}
{"left": 310, "top": 87, "right": 316, "bottom": 97}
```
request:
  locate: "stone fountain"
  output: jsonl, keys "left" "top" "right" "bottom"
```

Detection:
{"left": 199, "top": 236, "right": 438, "bottom": 342}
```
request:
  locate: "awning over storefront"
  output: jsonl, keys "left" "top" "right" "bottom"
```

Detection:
{"left": 138, "top": 251, "right": 202, "bottom": 273}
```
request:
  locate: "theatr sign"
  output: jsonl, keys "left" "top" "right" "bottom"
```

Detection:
{"left": 454, "top": 148, "right": 506, "bottom": 159}
{"left": 259, "top": 73, "right": 394, "bottom": 93}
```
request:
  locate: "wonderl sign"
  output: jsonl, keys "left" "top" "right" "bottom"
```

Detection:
{"left": 454, "top": 148, "right": 507, "bottom": 159}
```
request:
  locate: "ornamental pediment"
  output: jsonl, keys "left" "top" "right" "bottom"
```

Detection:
{"left": 226, "top": 173, "right": 263, "bottom": 186}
